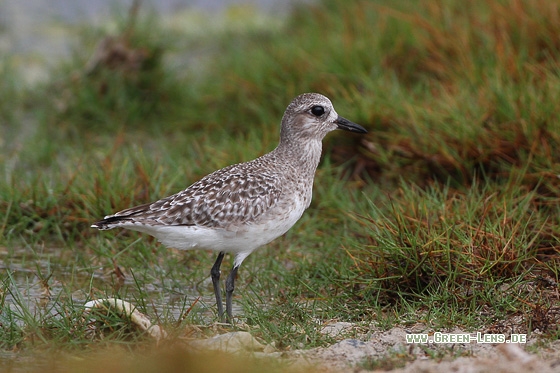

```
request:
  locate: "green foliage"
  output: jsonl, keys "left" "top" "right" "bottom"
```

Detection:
{"left": 1, "top": 0, "right": 559, "bottom": 364}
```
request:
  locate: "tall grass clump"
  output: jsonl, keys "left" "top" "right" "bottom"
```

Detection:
{"left": 356, "top": 178, "right": 558, "bottom": 307}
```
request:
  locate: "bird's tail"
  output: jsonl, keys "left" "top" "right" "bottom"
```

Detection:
{"left": 92, "top": 201, "right": 154, "bottom": 230}
{"left": 91, "top": 215, "right": 134, "bottom": 230}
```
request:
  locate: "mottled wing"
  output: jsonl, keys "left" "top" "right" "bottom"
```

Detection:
{"left": 96, "top": 163, "right": 284, "bottom": 229}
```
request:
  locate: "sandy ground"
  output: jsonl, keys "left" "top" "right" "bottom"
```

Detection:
{"left": 303, "top": 324, "right": 560, "bottom": 372}
{"left": 87, "top": 299, "right": 558, "bottom": 372}
{"left": 185, "top": 322, "right": 560, "bottom": 372}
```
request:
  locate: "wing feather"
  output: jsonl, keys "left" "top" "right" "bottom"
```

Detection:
{"left": 96, "top": 162, "right": 284, "bottom": 229}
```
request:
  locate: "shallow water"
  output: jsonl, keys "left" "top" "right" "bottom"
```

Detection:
{"left": 1, "top": 245, "right": 242, "bottom": 325}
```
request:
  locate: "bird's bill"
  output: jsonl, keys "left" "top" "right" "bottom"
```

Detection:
{"left": 335, "top": 116, "right": 367, "bottom": 133}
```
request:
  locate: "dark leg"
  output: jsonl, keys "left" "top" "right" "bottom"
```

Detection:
{"left": 225, "top": 265, "right": 239, "bottom": 323}
{"left": 211, "top": 252, "right": 225, "bottom": 322}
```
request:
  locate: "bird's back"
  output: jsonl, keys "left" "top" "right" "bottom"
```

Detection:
{"left": 93, "top": 148, "right": 313, "bottom": 231}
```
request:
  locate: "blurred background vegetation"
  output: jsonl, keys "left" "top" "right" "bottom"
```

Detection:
{"left": 0, "top": 0, "right": 559, "bottom": 362}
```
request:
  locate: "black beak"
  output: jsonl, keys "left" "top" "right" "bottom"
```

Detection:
{"left": 335, "top": 116, "right": 367, "bottom": 134}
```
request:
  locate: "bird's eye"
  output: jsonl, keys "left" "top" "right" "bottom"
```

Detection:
{"left": 310, "top": 105, "right": 325, "bottom": 117}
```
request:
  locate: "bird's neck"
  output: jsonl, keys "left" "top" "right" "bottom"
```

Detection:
{"left": 273, "top": 137, "right": 323, "bottom": 178}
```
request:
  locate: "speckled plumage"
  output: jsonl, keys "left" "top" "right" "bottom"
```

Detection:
{"left": 100, "top": 157, "right": 287, "bottom": 230}
{"left": 91, "top": 93, "right": 367, "bottom": 322}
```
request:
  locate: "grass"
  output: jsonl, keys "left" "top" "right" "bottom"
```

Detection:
{"left": 1, "top": 0, "right": 560, "bottom": 371}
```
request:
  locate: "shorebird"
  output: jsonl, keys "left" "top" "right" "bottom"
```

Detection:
{"left": 92, "top": 93, "right": 367, "bottom": 323}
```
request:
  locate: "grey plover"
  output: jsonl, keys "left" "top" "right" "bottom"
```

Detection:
{"left": 92, "top": 93, "right": 367, "bottom": 322}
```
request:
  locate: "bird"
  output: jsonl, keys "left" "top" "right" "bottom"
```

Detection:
{"left": 91, "top": 93, "right": 367, "bottom": 323}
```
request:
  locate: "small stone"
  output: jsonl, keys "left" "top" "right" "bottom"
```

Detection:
{"left": 320, "top": 322, "right": 355, "bottom": 338}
